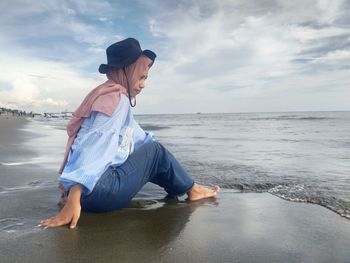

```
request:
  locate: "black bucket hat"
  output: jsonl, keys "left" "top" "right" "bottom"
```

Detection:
{"left": 98, "top": 38, "right": 156, "bottom": 74}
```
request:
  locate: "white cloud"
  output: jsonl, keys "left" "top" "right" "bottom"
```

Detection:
{"left": 140, "top": 0, "right": 349, "bottom": 113}
{"left": 0, "top": 0, "right": 349, "bottom": 113}
{"left": 0, "top": 49, "right": 103, "bottom": 112}
{"left": 44, "top": 98, "right": 68, "bottom": 107}
{"left": 0, "top": 0, "right": 114, "bottom": 51}
{"left": 311, "top": 49, "right": 350, "bottom": 64}
{"left": 289, "top": 26, "right": 350, "bottom": 43}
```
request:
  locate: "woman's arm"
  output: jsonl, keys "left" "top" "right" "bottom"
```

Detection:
{"left": 59, "top": 96, "right": 131, "bottom": 195}
{"left": 39, "top": 184, "right": 82, "bottom": 229}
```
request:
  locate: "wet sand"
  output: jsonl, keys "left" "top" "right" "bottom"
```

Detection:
{"left": 0, "top": 116, "right": 55, "bottom": 188}
{"left": 1, "top": 116, "right": 350, "bottom": 263}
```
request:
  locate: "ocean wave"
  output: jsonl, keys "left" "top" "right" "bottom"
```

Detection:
{"left": 0, "top": 181, "right": 57, "bottom": 194}
{"left": 343, "top": 142, "right": 350, "bottom": 148}
{"left": 268, "top": 184, "right": 350, "bottom": 220}
{"left": 161, "top": 123, "right": 201, "bottom": 127}
{"left": 218, "top": 181, "right": 350, "bottom": 220}
{"left": 140, "top": 124, "right": 170, "bottom": 131}
{"left": 0, "top": 218, "right": 25, "bottom": 231}
{"left": 182, "top": 159, "right": 350, "bottom": 220}
{"left": 249, "top": 116, "right": 335, "bottom": 121}
{"left": 0, "top": 157, "right": 44, "bottom": 166}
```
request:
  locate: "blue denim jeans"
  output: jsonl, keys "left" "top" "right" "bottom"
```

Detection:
{"left": 80, "top": 141, "right": 195, "bottom": 213}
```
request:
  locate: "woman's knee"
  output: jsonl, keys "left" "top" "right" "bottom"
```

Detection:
{"left": 136, "top": 141, "right": 163, "bottom": 156}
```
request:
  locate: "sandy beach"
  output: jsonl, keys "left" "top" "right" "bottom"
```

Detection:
{"left": 1, "top": 116, "right": 350, "bottom": 263}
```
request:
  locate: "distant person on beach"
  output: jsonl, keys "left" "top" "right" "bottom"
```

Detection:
{"left": 39, "top": 38, "right": 220, "bottom": 229}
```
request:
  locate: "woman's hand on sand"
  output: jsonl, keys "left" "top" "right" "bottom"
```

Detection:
{"left": 39, "top": 201, "right": 81, "bottom": 229}
{"left": 39, "top": 184, "right": 82, "bottom": 229}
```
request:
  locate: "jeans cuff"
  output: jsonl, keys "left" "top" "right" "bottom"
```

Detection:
{"left": 172, "top": 180, "right": 195, "bottom": 197}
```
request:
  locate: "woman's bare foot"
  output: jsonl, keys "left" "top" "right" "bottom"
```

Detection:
{"left": 187, "top": 183, "right": 220, "bottom": 201}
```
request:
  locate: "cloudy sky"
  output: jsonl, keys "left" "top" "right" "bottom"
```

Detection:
{"left": 0, "top": 0, "right": 349, "bottom": 114}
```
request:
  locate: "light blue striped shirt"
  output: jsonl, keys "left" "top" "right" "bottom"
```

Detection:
{"left": 59, "top": 95, "right": 154, "bottom": 195}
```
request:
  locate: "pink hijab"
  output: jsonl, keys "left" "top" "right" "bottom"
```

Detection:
{"left": 58, "top": 54, "right": 153, "bottom": 174}
{"left": 107, "top": 54, "right": 153, "bottom": 93}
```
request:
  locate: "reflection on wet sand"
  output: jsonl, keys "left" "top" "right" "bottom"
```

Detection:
{"left": 50, "top": 196, "right": 219, "bottom": 262}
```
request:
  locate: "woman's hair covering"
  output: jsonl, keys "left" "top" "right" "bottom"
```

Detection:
{"left": 106, "top": 54, "right": 153, "bottom": 97}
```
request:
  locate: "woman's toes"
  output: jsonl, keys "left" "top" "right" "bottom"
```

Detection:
{"left": 212, "top": 185, "right": 220, "bottom": 193}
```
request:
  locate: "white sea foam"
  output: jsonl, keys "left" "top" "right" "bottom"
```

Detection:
{"left": 0, "top": 182, "right": 57, "bottom": 194}
{"left": 1, "top": 157, "right": 44, "bottom": 166}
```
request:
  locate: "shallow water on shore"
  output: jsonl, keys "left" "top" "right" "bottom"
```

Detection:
{"left": 139, "top": 111, "right": 350, "bottom": 219}
{"left": 7, "top": 111, "right": 350, "bottom": 219}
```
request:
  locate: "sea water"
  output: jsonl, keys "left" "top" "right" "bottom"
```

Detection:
{"left": 27, "top": 111, "right": 350, "bottom": 219}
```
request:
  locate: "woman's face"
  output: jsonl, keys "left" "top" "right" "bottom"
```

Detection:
{"left": 131, "top": 67, "right": 149, "bottom": 97}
